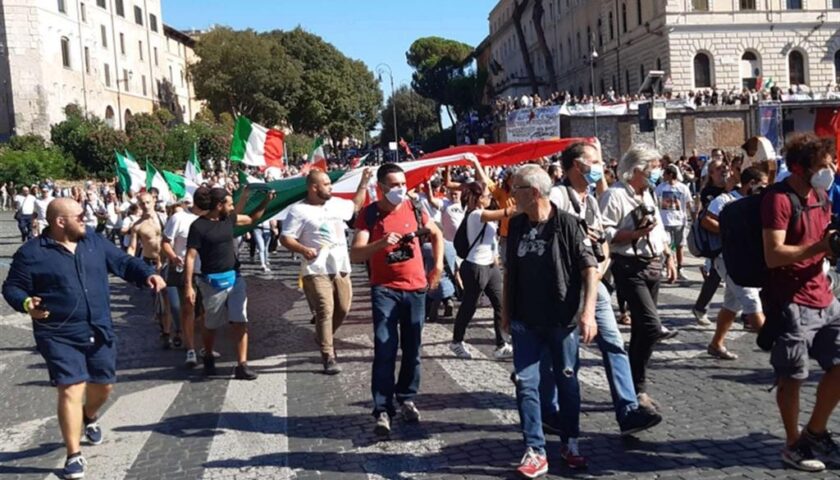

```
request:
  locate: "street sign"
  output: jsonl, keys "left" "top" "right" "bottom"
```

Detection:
{"left": 388, "top": 142, "right": 397, "bottom": 151}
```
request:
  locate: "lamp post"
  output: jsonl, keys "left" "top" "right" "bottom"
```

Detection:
{"left": 376, "top": 63, "right": 398, "bottom": 153}
{"left": 589, "top": 34, "right": 599, "bottom": 138}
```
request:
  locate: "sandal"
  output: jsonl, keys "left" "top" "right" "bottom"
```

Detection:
{"left": 618, "top": 313, "right": 631, "bottom": 325}
{"left": 707, "top": 345, "right": 738, "bottom": 360}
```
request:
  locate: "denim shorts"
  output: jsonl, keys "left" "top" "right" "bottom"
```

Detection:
{"left": 35, "top": 336, "right": 117, "bottom": 387}
{"left": 770, "top": 300, "right": 840, "bottom": 380}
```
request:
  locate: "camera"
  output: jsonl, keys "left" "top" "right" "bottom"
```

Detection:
{"left": 630, "top": 204, "right": 657, "bottom": 230}
{"left": 578, "top": 220, "right": 607, "bottom": 263}
{"left": 385, "top": 229, "right": 429, "bottom": 264}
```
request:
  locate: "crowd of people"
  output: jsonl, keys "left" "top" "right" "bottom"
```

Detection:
{"left": 3, "top": 132, "right": 840, "bottom": 479}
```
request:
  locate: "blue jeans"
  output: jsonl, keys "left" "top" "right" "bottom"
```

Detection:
{"left": 371, "top": 285, "right": 426, "bottom": 417}
{"left": 540, "top": 282, "right": 638, "bottom": 424}
{"left": 254, "top": 228, "right": 271, "bottom": 267}
{"left": 512, "top": 320, "right": 580, "bottom": 453}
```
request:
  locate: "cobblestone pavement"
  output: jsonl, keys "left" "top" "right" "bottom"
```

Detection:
{"left": 0, "top": 213, "right": 838, "bottom": 479}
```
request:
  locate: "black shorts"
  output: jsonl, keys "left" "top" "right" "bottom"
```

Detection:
{"left": 166, "top": 269, "right": 205, "bottom": 316}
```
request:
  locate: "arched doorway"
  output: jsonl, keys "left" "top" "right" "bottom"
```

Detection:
{"left": 105, "top": 106, "right": 115, "bottom": 128}
{"left": 693, "top": 52, "right": 712, "bottom": 88}
{"left": 124, "top": 109, "right": 132, "bottom": 126}
{"left": 741, "top": 51, "right": 761, "bottom": 90}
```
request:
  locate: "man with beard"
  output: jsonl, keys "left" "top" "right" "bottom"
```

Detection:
{"left": 2, "top": 198, "right": 166, "bottom": 479}
{"left": 280, "top": 168, "right": 372, "bottom": 374}
{"left": 184, "top": 187, "right": 275, "bottom": 380}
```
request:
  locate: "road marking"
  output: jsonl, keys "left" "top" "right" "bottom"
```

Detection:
{"left": 201, "top": 355, "right": 292, "bottom": 480}
{"left": 45, "top": 382, "right": 184, "bottom": 480}
{"left": 0, "top": 415, "right": 56, "bottom": 462}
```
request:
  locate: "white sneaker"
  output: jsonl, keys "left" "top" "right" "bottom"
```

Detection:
{"left": 449, "top": 341, "right": 473, "bottom": 359}
{"left": 692, "top": 308, "right": 712, "bottom": 326}
{"left": 199, "top": 348, "right": 221, "bottom": 359}
{"left": 262, "top": 265, "right": 271, "bottom": 273}
{"left": 185, "top": 350, "right": 198, "bottom": 368}
{"left": 678, "top": 268, "right": 689, "bottom": 281}
{"left": 494, "top": 343, "right": 513, "bottom": 359}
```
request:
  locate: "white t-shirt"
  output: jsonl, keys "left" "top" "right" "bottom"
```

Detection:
{"left": 743, "top": 137, "right": 775, "bottom": 170}
{"left": 654, "top": 181, "right": 693, "bottom": 227}
{"left": 441, "top": 199, "right": 465, "bottom": 242}
{"left": 15, "top": 194, "right": 35, "bottom": 215}
{"left": 417, "top": 193, "right": 442, "bottom": 224}
{"left": 34, "top": 196, "right": 52, "bottom": 221}
{"left": 464, "top": 209, "right": 498, "bottom": 265}
{"left": 164, "top": 209, "right": 200, "bottom": 265}
{"left": 281, "top": 197, "right": 355, "bottom": 275}
{"left": 707, "top": 190, "right": 742, "bottom": 218}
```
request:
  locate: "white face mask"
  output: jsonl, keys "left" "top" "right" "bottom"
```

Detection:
{"left": 810, "top": 168, "right": 834, "bottom": 192}
{"left": 385, "top": 186, "right": 407, "bottom": 206}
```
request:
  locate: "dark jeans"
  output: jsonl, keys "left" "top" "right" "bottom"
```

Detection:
{"left": 611, "top": 256, "right": 662, "bottom": 394}
{"left": 693, "top": 262, "right": 722, "bottom": 314}
{"left": 371, "top": 285, "right": 425, "bottom": 417}
{"left": 452, "top": 260, "right": 504, "bottom": 347}
{"left": 16, "top": 214, "right": 32, "bottom": 242}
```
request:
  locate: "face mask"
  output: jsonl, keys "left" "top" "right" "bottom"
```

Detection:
{"left": 385, "top": 186, "right": 407, "bottom": 206}
{"left": 582, "top": 162, "right": 604, "bottom": 185}
{"left": 647, "top": 168, "right": 663, "bottom": 188}
{"left": 810, "top": 168, "right": 834, "bottom": 192}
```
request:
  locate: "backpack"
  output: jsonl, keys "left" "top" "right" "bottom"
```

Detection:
{"left": 453, "top": 210, "right": 487, "bottom": 259}
{"left": 687, "top": 206, "right": 723, "bottom": 259}
{"left": 719, "top": 182, "right": 821, "bottom": 289}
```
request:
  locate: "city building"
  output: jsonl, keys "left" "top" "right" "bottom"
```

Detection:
{"left": 0, "top": 0, "right": 202, "bottom": 140}
{"left": 488, "top": 0, "right": 840, "bottom": 100}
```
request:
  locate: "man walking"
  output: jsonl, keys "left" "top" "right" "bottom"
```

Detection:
{"left": 280, "top": 168, "right": 371, "bottom": 374}
{"left": 14, "top": 185, "right": 36, "bottom": 242}
{"left": 184, "top": 186, "right": 274, "bottom": 381}
{"left": 2, "top": 198, "right": 165, "bottom": 479}
{"left": 350, "top": 163, "right": 444, "bottom": 436}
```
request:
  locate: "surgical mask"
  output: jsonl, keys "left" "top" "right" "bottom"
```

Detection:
{"left": 810, "top": 168, "right": 834, "bottom": 192}
{"left": 582, "top": 162, "right": 604, "bottom": 185}
{"left": 647, "top": 168, "right": 663, "bottom": 188}
{"left": 385, "top": 186, "right": 407, "bottom": 206}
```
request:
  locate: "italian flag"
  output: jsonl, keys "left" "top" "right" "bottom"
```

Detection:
{"left": 309, "top": 136, "right": 328, "bottom": 171}
{"left": 146, "top": 161, "right": 186, "bottom": 203}
{"left": 185, "top": 143, "right": 203, "bottom": 194}
{"left": 115, "top": 150, "right": 145, "bottom": 194}
{"left": 349, "top": 153, "right": 370, "bottom": 170}
{"left": 230, "top": 116, "right": 285, "bottom": 168}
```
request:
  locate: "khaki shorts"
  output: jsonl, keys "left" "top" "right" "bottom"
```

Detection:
{"left": 770, "top": 300, "right": 840, "bottom": 380}
{"left": 196, "top": 275, "right": 248, "bottom": 330}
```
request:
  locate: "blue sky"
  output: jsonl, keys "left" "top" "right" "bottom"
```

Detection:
{"left": 163, "top": 0, "right": 495, "bottom": 96}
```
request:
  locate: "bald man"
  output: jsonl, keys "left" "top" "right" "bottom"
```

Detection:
{"left": 2, "top": 198, "right": 166, "bottom": 480}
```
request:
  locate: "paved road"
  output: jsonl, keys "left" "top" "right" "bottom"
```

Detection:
{"left": 0, "top": 213, "right": 837, "bottom": 479}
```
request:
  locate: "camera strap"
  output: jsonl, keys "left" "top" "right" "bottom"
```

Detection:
{"left": 409, "top": 198, "right": 430, "bottom": 244}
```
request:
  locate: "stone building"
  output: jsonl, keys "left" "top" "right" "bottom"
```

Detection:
{"left": 0, "top": 0, "right": 201, "bottom": 140}
{"left": 488, "top": 0, "right": 840, "bottom": 99}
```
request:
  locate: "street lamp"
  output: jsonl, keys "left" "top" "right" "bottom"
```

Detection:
{"left": 589, "top": 34, "right": 599, "bottom": 138}
{"left": 376, "top": 63, "right": 398, "bottom": 157}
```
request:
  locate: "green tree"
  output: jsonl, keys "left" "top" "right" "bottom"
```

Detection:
{"left": 50, "top": 104, "right": 128, "bottom": 178}
{"left": 273, "top": 28, "right": 381, "bottom": 146}
{"left": 0, "top": 147, "right": 75, "bottom": 185}
{"left": 125, "top": 112, "right": 167, "bottom": 165}
{"left": 189, "top": 27, "right": 302, "bottom": 126}
{"left": 406, "top": 36, "right": 474, "bottom": 128}
{"left": 284, "top": 132, "right": 314, "bottom": 164}
{"left": 380, "top": 85, "right": 440, "bottom": 145}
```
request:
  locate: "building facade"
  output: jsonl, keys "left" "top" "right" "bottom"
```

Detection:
{"left": 0, "top": 0, "right": 201, "bottom": 140}
{"left": 488, "top": 0, "right": 840, "bottom": 100}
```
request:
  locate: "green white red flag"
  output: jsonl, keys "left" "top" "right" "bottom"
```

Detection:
{"left": 230, "top": 116, "right": 285, "bottom": 168}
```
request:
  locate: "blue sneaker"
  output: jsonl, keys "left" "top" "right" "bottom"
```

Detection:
{"left": 84, "top": 421, "right": 103, "bottom": 445}
{"left": 62, "top": 454, "right": 87, "bottom": 479}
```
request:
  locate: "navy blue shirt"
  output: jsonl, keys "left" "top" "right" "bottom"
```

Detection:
{"left": 2, "top": 227, "right": 155, "bottom": 346}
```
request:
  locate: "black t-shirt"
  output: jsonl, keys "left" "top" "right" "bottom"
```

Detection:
{"left": 700, "top": 185, "right": 725, "bottom": 210}
{"left": 186, "top": 216, "right": 239, "bottom": 274}
{"left": 511, "top": 213, "right": 564, "bottom": 326}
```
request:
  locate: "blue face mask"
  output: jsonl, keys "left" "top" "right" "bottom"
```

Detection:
{"left": 647, "top": 168, "right": 663, "bottom": 188}
{"left": 583, "top": 163, "right": 604, "bottom": 185}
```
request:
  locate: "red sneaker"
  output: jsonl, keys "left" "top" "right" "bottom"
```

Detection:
{"left": 560, "top": 438, "right": 588, "bottom": 469}
{"left": 516, "top": 447, "right": 548, "bottom": 478}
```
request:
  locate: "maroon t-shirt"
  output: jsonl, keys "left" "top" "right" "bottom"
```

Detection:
{"left": 355, "top": 200, "right": 429, "bottom": 291}
{"left": 760, "top": 186, "right": 833, "bottom": 308}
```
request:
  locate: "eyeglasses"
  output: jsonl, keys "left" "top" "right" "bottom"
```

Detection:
{"left": 61, "top": 213, "right": 85, "bottom": 222}
{"left": 512, "top": 184, "right": 531, "bottom": 191}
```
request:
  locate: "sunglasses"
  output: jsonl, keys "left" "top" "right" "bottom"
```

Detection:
{"left": 61, "top": 213, "right": 85, "bottom": 222}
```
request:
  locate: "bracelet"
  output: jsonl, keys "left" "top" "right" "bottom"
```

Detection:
{"left": 23, "top": 297, "right": 32, "bottom": 313}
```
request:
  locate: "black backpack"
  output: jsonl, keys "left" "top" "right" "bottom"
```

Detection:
{"left": 453, "top": 210, "right": 487, "bottom": 259}
{"left": 720, "top": 182, "right": 821, "bottom": 289}
{"left": 687, "top": 206, "right": 723, "bottom": 259}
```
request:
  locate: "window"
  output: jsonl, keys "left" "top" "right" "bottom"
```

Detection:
{"left": 58, "top": 0, "right": 66, "bottom": 13}
{"left": 119, "top": 33, "right": 125, "bottom": 55}
{"left": 150, "top": 14, "right": 158, "bottom": 32}
{"left": 740, "top": 0, "right": 756, "bottom": 10}
{"left": 96, "top": 0, "right": 105, "bottom": 8}
{"left": 153, "top": 47, "right": 158, "bottom": 66}
{"left": 597, "top": 18, "right": 603, "bottom": 47}
{"left": 169, "top": 65, "right": 173, "bottom": 83}
{"left": 835, "top": 51, "right": 840, "bottom": 85}
{"left": 80, "top": 2, "right": 86, "bottom": 22}
{"left": 105, "top": 106, "right": 114, "bottom": 128}
{"left": 138, "top": 41, "right": 144, "bottom": 60}
{"left": 639, "top": 63, "right": 645, "bottom": 84}
{"left": 621, "top": 3, "right": 628, "bottom": 32}
{"left": 609, "top": 12, "right": 614, "bottom": 40}
{"left": 134, "top": 6, "right": 143, "bottom": 25}
{"left": 100, "top": 25, "right": 107, "bottom": 49}
{"left": 60, "top": 37, "right": 71, "bottom": 68}
{"left": 625, "top": 69, "right": 631, "bottom": 92}
{"left": 693, "top": 52, "right": 712, "bottom": 88}
{"left": 115, "top": 0, "right": 124, "bottom": 16}
{"left": 786, "top": 0, "right": 802, "bottom": 8}
{"left": 84, "top": 47, "right": 90, "bottom": 73}
{"left": 789, "top": 50, "right": 805, "bottom": 85}
{"left": 104, "top": 63, "right": 111, "bottom": 87}
{"left": 123, "top": 69, "right": 129, "bottom": 92}
{"left": 142, "top": 75, "right": 147, "bottom": 96}
{"left": 576, "top": 31, "right": 581, "bottom": 57}
{"left": 125, "top": 109, "right": 132, "bottom": 125}
{"left": 180, "top": 70, "right": 184, "bottom": 87}
{"left": 692, "top": 0, "right": 708, "bottom": 11}
{"left": 835, "top": 0, "right": 840, "bottom": 8}
{"left": 636, "top": 0, "right": 642, "bottom": 26}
